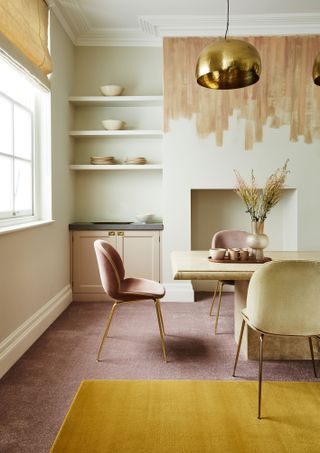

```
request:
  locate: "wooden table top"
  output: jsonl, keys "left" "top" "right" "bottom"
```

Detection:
{"left": 171, "top": 250, "right": 320, "bottom": 281}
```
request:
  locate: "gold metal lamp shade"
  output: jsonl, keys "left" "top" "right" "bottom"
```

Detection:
{"left": 313, "top": 53, "right": 320, "bottom": 86}
{"left": 196, "top": 39, "right": 261, "bottom": 90}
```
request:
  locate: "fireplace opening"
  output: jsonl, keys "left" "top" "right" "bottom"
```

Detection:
{"left": 191, "top": 188, "right": 297, "bottom": 291}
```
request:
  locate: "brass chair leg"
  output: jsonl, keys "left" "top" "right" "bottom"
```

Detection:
{"left": 155, "top": 301, "right": 165, "bottom": 337}
{"left": 214, "top": 282, "right": 224, "bottom": 335}
{"left": 258, "top": 333, "right": 265, "bottom": 420}
{"left": 232, "top": 319, "right": 245, "bottom": 377}
{"left": 157, "top": 300, "right": 166, "bottom": 335}
{"left": 308, "top": 337, "right": 317, "bottom": 378}
{"left": 209, "top": 281, "right": 220, "bottom": 316}
{"left": 155, "top": 299, "right": 167, "bottom": 362}
{"left": 97, "top": 301, "right": 118, "bottom": 362}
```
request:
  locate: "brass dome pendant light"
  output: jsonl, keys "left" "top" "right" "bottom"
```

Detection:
{"left": 196, "top": 0, "right": 261, "bottom": 90}
{"left": 313, "top": 53, "right": 320, "bottom": 86}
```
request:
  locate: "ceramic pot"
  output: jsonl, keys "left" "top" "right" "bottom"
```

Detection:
{"left": 246, "top": 221, "right": 269, "bottom": 261}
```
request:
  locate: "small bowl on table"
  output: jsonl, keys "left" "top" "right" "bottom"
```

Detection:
{"left": 102, "top": 119, "right": 125, "bottom": 130}
{"left": 209, "top": 248, "right": 227, "bottom": 260}
{"left": 100, "top": 85, "right": 124, "bottom": 96}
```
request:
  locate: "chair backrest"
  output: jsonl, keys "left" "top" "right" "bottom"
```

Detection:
{"left": 94, "top": 240, "right": 125, "bottom": 299}
{"left": 247, "top": 260, "right": 320, "bottom": 336}
{"left": 211, "top": 229, "right": 249, "bottom": 249}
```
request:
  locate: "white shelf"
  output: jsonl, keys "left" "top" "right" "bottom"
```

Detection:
{"left": 69, "top": 95, "right": 163, "bottom": 107}
{"left": 69, "top": 130, "right": 163, "bottom": 138}
{"left": 69, "top": 164, "right": 163, "bottom": 171}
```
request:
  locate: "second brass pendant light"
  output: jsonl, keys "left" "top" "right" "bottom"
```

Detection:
{"left": 196, "top": 0, "right": 261, "bottom": 90}
{"left": 313, "top": 53, "right": 320, "bottom": 86}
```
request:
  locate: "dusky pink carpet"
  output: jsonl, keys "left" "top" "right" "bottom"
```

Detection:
{"left": 0, "top": 292, "right": 319, "bottom": 452}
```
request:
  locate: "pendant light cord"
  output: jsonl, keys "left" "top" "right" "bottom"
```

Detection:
{"left": 224, "top": 0, "right": 229, "bottom": 40}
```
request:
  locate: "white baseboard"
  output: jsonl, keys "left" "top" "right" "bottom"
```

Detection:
{"left": 73, "top": 293, "right": 111, "bottom": 302}
{"left": 162, "top": 282, "right": 195, "bottom": 302}
{"left": 0, "top": 284, "right": 72, "bottom": 379}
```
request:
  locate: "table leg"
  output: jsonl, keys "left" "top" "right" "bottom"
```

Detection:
{"left": 234, "top": 280, "right": 249, "bottom": 359}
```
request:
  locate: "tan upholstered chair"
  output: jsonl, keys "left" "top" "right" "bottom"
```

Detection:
{"left": 209, "top": 229, "right": 249, "bottom": 334}
{"left": 94, "top": 240, "right": 167, "bottom": 362}
{"left": 232, "top": 260, "right": 320, "bottom": 419}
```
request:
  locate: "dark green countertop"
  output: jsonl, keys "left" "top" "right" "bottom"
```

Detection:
{"left": 69, "top": 222, "right": 164, "bottom": 231}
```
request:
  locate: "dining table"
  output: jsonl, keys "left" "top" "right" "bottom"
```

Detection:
{"left": 171, "top": 250, "right": 320, "bottom": 360}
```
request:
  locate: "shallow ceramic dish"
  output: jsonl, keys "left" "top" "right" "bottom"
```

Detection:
{"left": 102, "top": 120, "right": 125, "bottom": 130}
{"left": 209, "top": 248, "right": 227, "bottom": 260}
{"left": 100, "top": 85, "right": 123, "bottom": 96}
{"left": 136, "top": 213, "right": 153, "bottom": 224}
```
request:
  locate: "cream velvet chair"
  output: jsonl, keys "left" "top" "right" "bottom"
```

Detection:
{"left": 232, "top": 260, "right": 320, "bottom": 419}
{"left": 94, "top": 240, "right": 167, "bottom": 362}
{"left": 209, "top": 229, "right": 249, "bottom": 334}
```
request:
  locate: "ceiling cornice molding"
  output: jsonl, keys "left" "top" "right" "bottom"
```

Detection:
{"left": 48, "top": 0, "right": 77, "bottom": 44}
{"left": 139, "top": 13, "right": 320, "bottom": 37}
{"left": 48, "top": 4, "right": 320, "bottom": 47}
{"left": 49, "top": 0, "right": 90, "bottom": 32}
{"left": 49, "top": 0, "right": 94, "bottom": 45}
{"left": 49, "top": 0, "right": 160, "bottom": 46}
{"left": 75, "top": 29, "right": 162, "bottom": 47}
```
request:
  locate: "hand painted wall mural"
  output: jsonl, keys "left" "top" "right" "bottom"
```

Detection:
{"left": 164, "top": 36, "right": 320, "bottom": 150}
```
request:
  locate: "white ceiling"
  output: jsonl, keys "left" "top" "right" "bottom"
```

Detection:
{"left": 49, "top": 0, "right": 320, "bottom": 46}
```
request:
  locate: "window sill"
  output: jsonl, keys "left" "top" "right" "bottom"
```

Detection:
{"left": 0, "top": 220, "right": 55, "bottom": 236}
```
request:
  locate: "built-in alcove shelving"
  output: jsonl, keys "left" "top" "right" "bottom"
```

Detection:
{"left": 69, "top": 95, "right": 163, "bottom": 169}
{"left": 68, "top": 95, "right": 163, "bottom": 107}
{"left": 69, "top": 164, "right": 163, "bottom": 171}
{"left": 69, "top": 130, "right": 163, "bottom": 138}
{"left": 69, "top": 93, "right": 163, "bottom": 221}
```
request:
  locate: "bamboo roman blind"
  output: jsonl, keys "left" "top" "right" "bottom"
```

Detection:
{"left": 0, "top": 0, "right": 52, "bottom": 79}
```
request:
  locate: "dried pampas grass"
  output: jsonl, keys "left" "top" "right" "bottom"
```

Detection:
{"left": 234, "top": 159, "right": 290, "bottom": 222}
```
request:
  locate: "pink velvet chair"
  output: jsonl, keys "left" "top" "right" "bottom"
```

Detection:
{"left": 94, "top": 240, "right": 167, "bottom": 362}
{"left": 210, "top": 229, "right": 249, "bottom": 334}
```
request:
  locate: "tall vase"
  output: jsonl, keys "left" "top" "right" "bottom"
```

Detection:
{"left": 246, "top": 220, "right": 269, "bottom": 261}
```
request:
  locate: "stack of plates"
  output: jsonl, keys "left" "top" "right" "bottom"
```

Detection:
{"left": 124, "top": 156, "right": 147, "bottom": 165}
{"left": 90, "top": 156, "right": 115, "bottom": 165}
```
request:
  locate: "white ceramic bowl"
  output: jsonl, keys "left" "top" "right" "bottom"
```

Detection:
{"left": 209, "top": 248, "right": 226, "bottom": 260}
{"left": 136, "top": 213, "right": 153, "bottom": 224}
{"left": 102, "top": 120, "right": 125, "bottom": 130}
{"left": 100, "top": 85, "right": 124, "bottom": 96}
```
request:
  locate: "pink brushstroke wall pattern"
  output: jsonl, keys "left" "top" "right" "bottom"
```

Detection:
{"left": 163, "top": 36, "right": 320, "bottom": 150}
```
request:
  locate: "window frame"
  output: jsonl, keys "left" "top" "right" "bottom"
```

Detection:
{"left": 0, "top": 91, "right": 35, "bottom": 222}
{"left": 0, "top": 55, "right": 52, "bottom": 232}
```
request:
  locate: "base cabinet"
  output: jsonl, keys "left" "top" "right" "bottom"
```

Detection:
{"left": 71, "top": 230, "right": 161, "bottom": 301}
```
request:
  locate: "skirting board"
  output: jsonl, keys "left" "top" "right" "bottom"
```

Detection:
{"left": 0, "top": 284, "right": 72, "bottom": 379}
{"left": 162, "top": 282, "right": 194, "bottom": 302}
{"left": 73, "top": 293, "right": 112, "bottom": 302}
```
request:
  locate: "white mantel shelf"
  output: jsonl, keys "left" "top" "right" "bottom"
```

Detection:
{"left": 69, "top": 130, "right": 163, "bottom": 137}
{"left": 68, "top": 96, "right": 163, "bottom": 107}
{"left": 69, "top": 164, "right": 163, "bottom": 171}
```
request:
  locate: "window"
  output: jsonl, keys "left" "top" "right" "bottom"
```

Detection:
{"left": 0, "top": 55, "right": 51, "bottom": 230}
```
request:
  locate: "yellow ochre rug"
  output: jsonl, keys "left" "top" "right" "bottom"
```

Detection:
{"left": 50, "top": 380, "right": 320, "bottom": 453}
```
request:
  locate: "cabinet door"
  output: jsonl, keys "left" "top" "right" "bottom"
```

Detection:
{"left": 72, "top": 230, "right": 116, "bottom": 294}
{"left": 116, "top": 230, "right": 160, "bottom": 282}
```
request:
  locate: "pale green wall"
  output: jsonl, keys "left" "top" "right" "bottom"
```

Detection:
{"left": 0, "top": 13, "right": 75, "bottom": 343}
{"left": 73, "top": 46, "right": 163, "bottom": 95}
